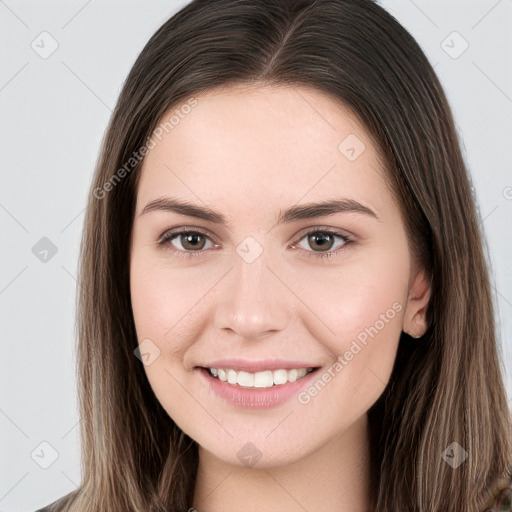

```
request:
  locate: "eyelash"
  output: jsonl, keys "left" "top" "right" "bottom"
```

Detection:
{"left": 157, "top": 227, "right": 353, "bottom": 261}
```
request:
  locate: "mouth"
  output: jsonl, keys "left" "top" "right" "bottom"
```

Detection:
{"left": 197, "top": 363, "right": 322, "bottom": 409}
{"left": 199, "top": 366, "right": 320, "bottom": 389}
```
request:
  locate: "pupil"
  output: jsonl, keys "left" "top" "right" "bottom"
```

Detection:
{"left": 183, "top": 234, "right": 204, "bottom": 250}
{"left": 310, "top": 233, "right": 333, "bottom": 251}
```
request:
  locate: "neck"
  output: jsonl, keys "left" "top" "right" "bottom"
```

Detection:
{"left": 192, "top": 413, "right": 372, "bottom": 512}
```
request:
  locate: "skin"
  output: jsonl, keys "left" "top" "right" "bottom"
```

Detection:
{"left": 129, "top": 84, "right": 430, "bottom": 512}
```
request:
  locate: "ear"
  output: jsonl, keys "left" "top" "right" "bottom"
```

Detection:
{"left": 402, "top": 267, "right": 431, "bottom": 338}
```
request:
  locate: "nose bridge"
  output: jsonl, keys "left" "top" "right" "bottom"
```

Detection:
{"left": 213, "top": 237, "right": 290, "bottom": 339}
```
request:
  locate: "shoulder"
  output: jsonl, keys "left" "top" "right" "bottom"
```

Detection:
{"left": 32, "top": 489, "right": 78, "bottom": 512}
{"left": 33, "top": 506, "right": 53, "bottom": 512}
{"left": 32, "top": 496, "right": 66, "bottom": 512}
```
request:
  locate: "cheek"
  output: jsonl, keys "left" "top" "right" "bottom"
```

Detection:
{"left": 296, "top": 284, "right": 404, "bottom": 422}
{"left": 129, "top": 257, "right": 200, "bottom": 418}
{"left": 130, "top": 255, "right": 202, "bottom": 340}
{"left": 298, "top": 252, "right": 408, "bottom": 344}
{"left": 293, "top": 251, "right": 408, "bottom": 401}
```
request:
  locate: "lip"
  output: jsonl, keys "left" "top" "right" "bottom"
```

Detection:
{"left": 198, "top": 358, "right": 320, "bottom": 372}
{"left": 198, "top": 365, "right": 321, "bottom": 409}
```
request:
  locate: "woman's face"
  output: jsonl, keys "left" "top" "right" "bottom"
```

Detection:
{"left": 129, "top": 84, "right": 429, "bottom": 468}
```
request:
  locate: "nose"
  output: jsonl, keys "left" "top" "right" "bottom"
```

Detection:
{"left": 213, "top": 248, "right": 291, "bottom": 340}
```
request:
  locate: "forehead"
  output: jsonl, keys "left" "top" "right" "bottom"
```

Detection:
{"left": 135, "top": 84, "right": 392, "bottom": 224}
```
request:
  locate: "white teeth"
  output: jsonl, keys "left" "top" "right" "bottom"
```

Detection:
{"left": 273, "top": 369, "right": 288, "bottom": 385}
{"left": 237, "top": 371, "right": 254, "bottom": 387}
{"left": 253, "top": 370, "right": 273, "bottom": 388}
{"left": 209, "top": 367, "right": 312, "bottom": 388}
{"left": 227, "top": 369, "right": 237, "bottom": 384}
{"left": 288, "top": 369, "right": 298, "bottom": 382}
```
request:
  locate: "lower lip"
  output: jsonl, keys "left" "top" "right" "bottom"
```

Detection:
{"left": 198, "top": 367, "right": 320, "bottom": 409}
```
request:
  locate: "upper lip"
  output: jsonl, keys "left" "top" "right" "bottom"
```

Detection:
{"left": 199, "top": 358, "right": 321, "bottom": 372}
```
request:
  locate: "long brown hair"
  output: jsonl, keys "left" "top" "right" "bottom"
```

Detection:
{"left": 44, "top": 0, "right": 512, "bottom": 511}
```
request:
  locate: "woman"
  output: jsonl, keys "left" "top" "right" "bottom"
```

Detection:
{"left": 36, "top": 0, "right": 512, "bottom": 510}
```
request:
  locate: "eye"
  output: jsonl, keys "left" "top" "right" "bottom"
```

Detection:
{"left": 158, "top": 228, "right": 218, "bottom": 258}
{"left": 157, "top": 226, "right": 353, "bottom": 260}
{"left": 291, "top": 228, "right": 352, "bottom": 260}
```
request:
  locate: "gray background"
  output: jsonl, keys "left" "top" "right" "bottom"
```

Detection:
{"left": 1, "top": 1, "right": 511, "bottom": 510}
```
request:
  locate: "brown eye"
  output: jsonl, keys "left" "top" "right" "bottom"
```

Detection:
{"left": 293, "top": 229, "right": 350, "bottom": 254}
{"left": 159, "top": 229, "right": 216, "bottom": 256}
{"left": 307, "top": 232, "right": 336, "bottom": 252}
{"left": 179, "top": 232, "right": 207, "bottom": 251}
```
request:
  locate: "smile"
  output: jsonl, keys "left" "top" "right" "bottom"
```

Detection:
{"left": 207, "top": 367, "right": 315, "bottom": 388}
{"left": 199, "top": 365, "right": 321, "bottom": 409}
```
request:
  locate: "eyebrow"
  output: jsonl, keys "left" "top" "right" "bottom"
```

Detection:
{"left": 139, "top": 196, "right": 381, "bottom": 226}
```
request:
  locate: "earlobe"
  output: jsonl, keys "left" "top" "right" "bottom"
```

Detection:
{"left": 403, "top": 268, "right": 431, "bottom": 339}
